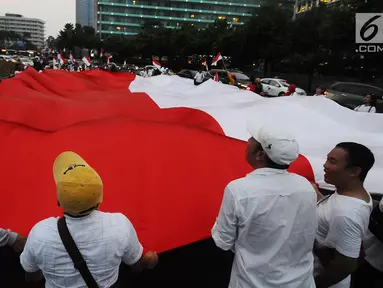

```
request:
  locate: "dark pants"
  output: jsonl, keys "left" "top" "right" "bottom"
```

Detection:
{"left": 0, "top": 246, "right": 44, "bottom": 288}
{"left": 1, "top": 238, "right": 233, "bottom": 288}
{"left": 353, "top": 260, "right": 383, "bottom": 288}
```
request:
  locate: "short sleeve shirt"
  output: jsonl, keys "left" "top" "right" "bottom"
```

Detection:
{"left": 20, "top": 210, "right": 143, "bottom": 288}
{"left": 314, "top": 192, "right": 372, "bottom": 288}
{"left": 212, "top": 168, "right": 317, "bottom": 288}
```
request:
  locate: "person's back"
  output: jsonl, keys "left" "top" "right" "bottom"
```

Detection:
{"left": 20, "top": 151, "right": 157, "bottom": 287}
{"left": 228, "top": 170, "right": 317, "bottom": 288}
{"left": 212, "top": 123, "right": 317, "bottom": 288}
{"left": 22, "top": 210, "right": 141, "bottom": 287}
{"left": 194, "top": 71, "right": 204, "bottom": 82}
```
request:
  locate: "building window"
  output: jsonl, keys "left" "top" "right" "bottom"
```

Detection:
{"left": 233, "top": 17, "right": 239, "bottom": 22}
{"left": 218, "top": 16, "right": 226, "bottom": 20}
{"left": 190, "top": 14, "right": 195, "bottom": 18}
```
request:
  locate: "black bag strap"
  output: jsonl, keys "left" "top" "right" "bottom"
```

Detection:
{"left": 57, "top": 217, "right": 99, "bottom": 288}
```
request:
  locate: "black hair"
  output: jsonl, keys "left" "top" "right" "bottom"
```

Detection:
{"left": 336, "top": 142, "right": 375, "bottom": 182}
{"left": 367, "top": 94, "right": 377, "bottom": 107}
{"left": 255, "top": 142, "right": 290, "bottom": 170}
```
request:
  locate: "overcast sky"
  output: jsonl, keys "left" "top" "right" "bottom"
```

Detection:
{"left": 0, "top": 0, "right": 75, "bottom": 38}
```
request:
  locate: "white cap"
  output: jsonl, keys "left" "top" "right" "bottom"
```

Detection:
{"left": 247, "top": 122, "right": 299, "bottom": 165}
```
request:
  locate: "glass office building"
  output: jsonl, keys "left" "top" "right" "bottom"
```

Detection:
{"left": 97, "top": 0, "right": 259, "bottom": 37}
{"left": 76, "top": 0, "right": 98, "bottom": 28}
{"left": 295, "top": 0, "right": 339, "bottom": 14}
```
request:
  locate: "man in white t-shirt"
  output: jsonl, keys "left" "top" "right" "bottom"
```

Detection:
{"left": 212, "top": 123, "right": 317, "bottom": 288}
{"left": 314, "top": 142, "right": 375, "bottom": 288}
{"left": 194, "top": 70, "right": 205, "bottom": 85}
{"left": 20, "top": 151, "right": 158, "bottom": 287}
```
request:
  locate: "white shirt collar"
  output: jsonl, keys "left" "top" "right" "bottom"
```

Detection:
{"left": 64, "top": 210, "right": 98, "bottom": 221}
{"left": 247, "top": 167, "right": 288, "bottom": 177}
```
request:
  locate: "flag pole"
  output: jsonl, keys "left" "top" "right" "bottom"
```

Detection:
{"left": 221, "top": 57, "right": 228, "bottom": 73}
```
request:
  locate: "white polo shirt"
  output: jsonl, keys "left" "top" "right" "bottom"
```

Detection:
{"left": 314, "top": 192, "right": 372, "bottom": 288}
{"left": 212, "top": 168, "right": 317, "bottom": 288}
{"left": 20, "top": 210, "right": 143, "bottom": 288}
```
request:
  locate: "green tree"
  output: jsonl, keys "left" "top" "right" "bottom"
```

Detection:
{"left": 57, "top": 23, "right": 75, "bottom": 51}
{"left": 239, "top": 4, "right": 292, "bottom": 75}
{"left": 172, "top": 24, "right": 199, "bottom": 57}
{"left": 134, "top": 22, "right": 177, "bottom": 59}
{"left": 46, "top": 36, "right": 57, "bottom": 49}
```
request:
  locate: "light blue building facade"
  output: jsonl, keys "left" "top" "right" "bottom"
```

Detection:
{"left": 76, "top": 0, "right": 97, "bottom": 28}
{"left": 97, "top": 0, "right": 259, "bottom": 37}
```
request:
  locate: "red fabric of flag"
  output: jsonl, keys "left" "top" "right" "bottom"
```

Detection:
{"left": 0, "top": 68, "right": 315, "bottom": 253}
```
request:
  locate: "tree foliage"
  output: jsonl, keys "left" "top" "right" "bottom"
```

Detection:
{"left": 0, "top": 30, "right": 37, "bottom": 50}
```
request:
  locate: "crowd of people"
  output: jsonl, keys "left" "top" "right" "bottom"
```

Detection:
{"left": 193, "top": 69, "right": 378, "bottom": 114}
{"left": 1, "top": 117, "right": 382, "bottom": 287}
{"left": 10, "top": 59, "right": 379, "bottom": 116}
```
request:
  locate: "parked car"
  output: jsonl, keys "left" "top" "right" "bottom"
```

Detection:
{"left": 178, "top": 69, "right": 198, "bottom": 79}
{"left": 260, "top": 78, "right": 306, "bottom": 96}
{"left": 326, "top": 82, "right": 383, "bottom": 112}
{"left": 0, "top": 55, "right": 15, "bottom": 62}
{"left": 108, "top": 62, "right": 121, "bottom": 71}
{"left": 209, "top": 69, "right": 251, "bottom": 86}
{"left": 18, "top": 57, "right": 33, "bottom": 66}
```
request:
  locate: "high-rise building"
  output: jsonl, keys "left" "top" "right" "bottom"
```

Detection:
{"left": 76, "top": 0, "right": 97, "bottom": 28}
{"left": 276, "top": 0, "right": 296, "bottom": 10}
{"left": 294, "top": 0, "right": 339, "bottom": 15}
{"left": 0, "top": 13, "right": 45, "bottom": 48}
{"left": 97, "top": 0, "right": 259, "bottom": 37}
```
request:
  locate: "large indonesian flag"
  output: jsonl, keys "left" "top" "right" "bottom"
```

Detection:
{"left": 0, "top": 69, "right": 382, "bottom": 254}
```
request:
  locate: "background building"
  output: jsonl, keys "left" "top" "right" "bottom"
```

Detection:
{"left": 97, "top": 0, "right": 259, "bottom": 37}
{"left": 0, "top": 13, "right": 45, "bottom": 48}
{"left": 76, "top": 0, "right": 98, "bottom": 28}
{"left": 277, "top": 0, "right": 296, "bottom": 9}
{"left": 295, "top": 0, "right": 339, "bottom": 14}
